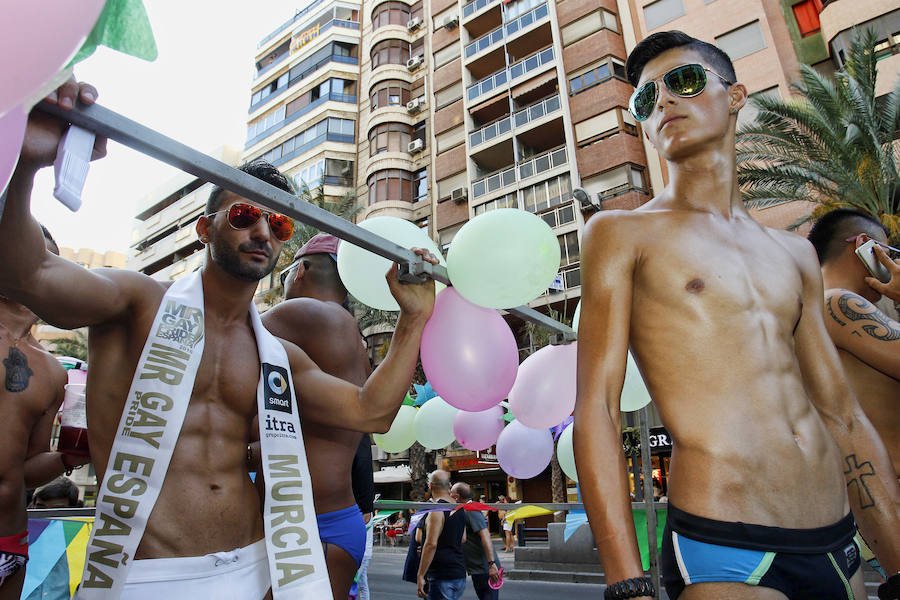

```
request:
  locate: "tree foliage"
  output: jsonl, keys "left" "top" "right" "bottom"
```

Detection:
{"left": 736, "top": 28, "right": 900, "bottom": 236}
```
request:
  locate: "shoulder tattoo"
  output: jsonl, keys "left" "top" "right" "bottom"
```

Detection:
{"left": 843, "top": 454, "right": 876, "bottom": 510}
{"left": 835, "top": 293, "right": 900, "bottom": 342}
{"left": 3, "top": 347, "right": 34, "bottom": 393}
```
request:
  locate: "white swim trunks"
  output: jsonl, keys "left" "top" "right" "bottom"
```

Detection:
{"left": 121, "top": 538, "right": 270, "bottom": 599}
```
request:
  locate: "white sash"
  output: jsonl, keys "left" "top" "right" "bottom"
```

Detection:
{"left": 79, "top": 271, "right": 332, "bottom": 599}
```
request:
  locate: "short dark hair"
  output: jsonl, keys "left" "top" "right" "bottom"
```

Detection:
{"left": 807, "top": 208, "right": 887, "bottom": 264}
{"left": 625, "top": 30, "right": 736, "bottom": 87}
{"left": 297, "top": 254, "right": 347, "bottom": 298}
{"left": 34, "top": 476, "right": 79, "bottom": 506}
{"left": 205, "top": 160, "right": 293, "bottom": 215}
{"left": 40, "top": 224, "right": 59, "bottom": 255}
{"left": 454, "top": 483, "right": 473, "bottom": 501}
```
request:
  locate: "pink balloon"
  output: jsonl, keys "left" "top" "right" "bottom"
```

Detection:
{"left": 421, "top": 287, "right": 518, "bottom": 412}
{"left": 496, "top": 420, "right": 553, "bottom": 479}
{"left": 0, "top": 0, "right": 106, "bottom": 116}
{"left": 453, "top": 406, "right": 505, "bottom": 451}
{"left": 0, "top": 106, "right": 27, "bottom": 191}
{"left": 508, "top": 342, "right": 577, "bottom": 429}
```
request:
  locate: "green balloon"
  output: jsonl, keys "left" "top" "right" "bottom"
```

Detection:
{"left": 621, "top": 352, "right": 652, "bottom": 412}
{"left": 373, "top": 405, "right": 417, "bottom": 453}
{"left": 557, "top": 423, "right": 577, "bottom": 482}
{"left": 337, "top": 216, "right": 445, "bottom": 311}
{"left": 447, "top": 209, "right": 560, "bottom": 309}
{"left": 413, "top": 397, "right": 458, "bottom": 449}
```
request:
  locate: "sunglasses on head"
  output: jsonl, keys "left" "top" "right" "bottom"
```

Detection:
{"left": 209, "top": 203, "right": 295, "bottom": 242}
{"left": 278, "top": 260, "right": 308, "bottom": 288}
{"left": 629, "top": 63, "right": 733, "bottom": 122}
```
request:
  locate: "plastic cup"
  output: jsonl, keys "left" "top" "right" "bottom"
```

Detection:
{"left": 57, "top": 384, "right": 89, "bottom": 457}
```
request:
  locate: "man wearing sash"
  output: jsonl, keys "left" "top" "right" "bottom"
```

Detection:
{"left": 0, "top": 225, "right": 89, "bottom": 600}
{"left": 262, "top": 233, "right": 373, "bottom": 599}
{"left": 0, "top": 79, "right": 438, "bottom": 599}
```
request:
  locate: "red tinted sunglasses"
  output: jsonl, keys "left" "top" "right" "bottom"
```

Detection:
{"left": 210, "top": 203, "right": 294, "bottom": 242}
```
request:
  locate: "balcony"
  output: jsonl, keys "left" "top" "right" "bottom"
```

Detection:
{"left": 257, "top": 0, "right": 331, "bottom": 48}
{"left": 467, "top": 46, "right": 554, "bottom": 103}
{"left": 472, "top": 145, "right": 567, "bottom": 198}
{"left": 245, "top": 92, "right": 357, "bottom": 149}
{"left": 249, "top": 52, "right": 358, "bottom": 114}
{"left": 469, "top": 94, "right": 560, "bottom": 149}
{"left": 464, "top": 2, "right": 548, "bottom": 60}
{"left": 255, "top": 19, "right": 360, "bottom": 80}
{"left": 462, "top": 0, "right": 501, "bottom": 21}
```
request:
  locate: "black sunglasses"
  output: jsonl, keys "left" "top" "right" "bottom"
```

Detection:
{"left": 629, "top": 63, "right": 733, "bottom": 122}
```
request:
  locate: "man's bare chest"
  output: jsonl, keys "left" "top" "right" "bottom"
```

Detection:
{"left": 0, "top": 341, "right": 61, "bottom": 418}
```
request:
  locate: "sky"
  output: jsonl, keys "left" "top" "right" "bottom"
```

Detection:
{"left": 30, "top": 1, "right": 303, "bottom": 256}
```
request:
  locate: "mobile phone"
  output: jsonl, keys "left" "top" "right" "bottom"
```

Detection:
{"left": 854, "top": 239, "right": 891, "bottom": 283}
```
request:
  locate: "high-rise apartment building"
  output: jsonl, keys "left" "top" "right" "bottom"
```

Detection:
{"left": 246, "top": 0, "right": 898, "bottom": 329}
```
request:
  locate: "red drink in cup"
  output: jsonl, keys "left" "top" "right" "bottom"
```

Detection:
{"left": 57, "top": 384, "right": 90, "bottom": 458}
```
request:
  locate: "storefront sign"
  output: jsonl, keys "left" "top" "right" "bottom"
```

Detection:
{"left": 446, "top": 449, "right": 500, "bottom": 471}
{"left": 648, "top": 426, "right": 673, "bottom": 453}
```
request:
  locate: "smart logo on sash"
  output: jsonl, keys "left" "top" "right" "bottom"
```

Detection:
{"left": 263, "top": 363, "right": 293, "bottom": 414}
{"left": 155, "top": 300, "right": 204, "bottom": 350}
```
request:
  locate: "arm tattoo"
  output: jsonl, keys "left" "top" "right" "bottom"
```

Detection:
{"left": 836, "top": 293, "right": 900, "bottom": 341}
{"left": 826, "top": 300, "right": 846, "bottom": 326}
{"left": 3, "top": 347, "right": 34, "bottom": 392}
{"left": 844, "top": 454, "right": 876, "bottom": 510}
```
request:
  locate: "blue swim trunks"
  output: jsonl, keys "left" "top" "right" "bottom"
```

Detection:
{"left": 317, "top": 505, "right": 366, "bottom": 567}
{"left": 661, "top": 504, "right": 860, "bottom": 599}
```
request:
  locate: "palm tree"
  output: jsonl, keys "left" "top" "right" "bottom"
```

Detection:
{"left": 45, "top": 328, "right": 88, "bottom": 361}
{"left": 736, "top": 28, "right": 900, "bottom": 236}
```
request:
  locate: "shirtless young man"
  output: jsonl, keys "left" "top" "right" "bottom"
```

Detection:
{"left": 0, "top": 79, "right": 436, "bottom": 598}
{"left": 261, "top": 233, "right": 373, "bottom": 598}
{"left": 0, "top": 225, "right": 88, "bottom": 600}
{"left": 574, "top": 31, "right": 900, "bottom": 600}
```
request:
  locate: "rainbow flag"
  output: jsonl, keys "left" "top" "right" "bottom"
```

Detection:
{"left": 20, "top": 518, "right": 93, "bottom": 600}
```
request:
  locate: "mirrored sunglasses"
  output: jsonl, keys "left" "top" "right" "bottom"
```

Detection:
{"left": 210, "top": 202, "right": 294, "bottom": 242}
{"left": 629, "top": 63, "right": 733, "bottom": 122}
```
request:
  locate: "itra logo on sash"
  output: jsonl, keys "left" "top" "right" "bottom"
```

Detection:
{"left": 263, "top": 363, "right": 292, "bottom": 414}
{"left": 155, "top": 300, "right": 203, "bottom": 350}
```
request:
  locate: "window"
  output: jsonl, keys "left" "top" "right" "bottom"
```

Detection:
{"left": 716, "top": 21, "right": 766, "bottom": 61}
{"left": 368, "top": 122, "right": 412, "bottom": 155}
{"left": 520, "top": 174, "right": 571, "bottom": 213}
{"left": 436, "top": 125, "right": 465, "bottom": 152}
{"left": 569, "top": 57, "right": 625, "bottom": 95}
{"left": 433, "top": 42, "right": 461, "bottom": 69}
{"left": 413, "top": 168, "right": 428, "bottom": 202}
{"left": 372, "top": 2, "right": 411, "bottom": 28}
{"left": 367, "top": 169, "right": 414, "bottom": 204}
{"left": 371, "top": 39, "right": 410, "bottom": 68}
{"left": 561, "top": 9, "right": 618, "bottom": 46}
{"left": 412, "top": 121, "right": 427, "bottom": 144}
{"left": 540, "top": 202, "right": 576, "bottom": 228}
{"left": 792, "top": 0, "right": 822, "bottom": 37}
{"left": 370, "top": 80, "right": 411, "bottom": 109}
{"left": 574, "top": 108, "right": 621, "bottom": 145}
{"left": 256, "top": 117, "right": 355, "bottom": 165}
{"left": 434, "top": 82, "right": 463, "bottom": 109}
{"left": 474, "top": 193, "right": 517, "bottom": 215}
{"left": 324, "top": 159, "right": 354, "bottom": 186}
{"left": 558, "top": 231, "right": 580, "bottom": 266}
{"left": 643, "top": 0, "right": 684, "bottom": 30}
{"left": 293, "top": 160, "right": 325, "bottom": 190}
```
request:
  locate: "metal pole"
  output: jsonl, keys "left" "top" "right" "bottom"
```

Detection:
{"left": 638, "top": 406, "right": 660, "bottom": 599}
{"left": 34, "top": 102, "right": 576, "bottom": 340}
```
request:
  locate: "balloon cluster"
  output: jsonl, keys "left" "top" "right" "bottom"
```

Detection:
{"left": 350, "top": 215, "right": 654, "bottom": 481}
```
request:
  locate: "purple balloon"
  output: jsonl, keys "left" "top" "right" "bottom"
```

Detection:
{"left": 496, "top": 420, "right": 553, "bottom": 479}
{"left": 421, "top": 287, "right": 518, "bottom": 412}
{"left": 0, "top": 106, "right": 27, "bottom": 192}
{"left": 508, "top": 342, "right": 577, "bottom": 429}
{"left": 454, "top": 406, "right": 505, "bottom": 451}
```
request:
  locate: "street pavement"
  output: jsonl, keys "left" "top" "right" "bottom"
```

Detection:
{"left": 366, "top": 551, "right": 605, "bottom": 600}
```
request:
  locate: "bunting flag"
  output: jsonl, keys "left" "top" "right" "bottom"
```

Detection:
{"left": 68, "top": 0, "right": 158, "bottom": 67}
{"left": 632, "top": 508, "right": 667, "bottom": 571}
{"left": 563, "top": 509, "right": 588, "bottom": 543}
{"left": 21, "top": 518, "right": 93, "bottom": 600}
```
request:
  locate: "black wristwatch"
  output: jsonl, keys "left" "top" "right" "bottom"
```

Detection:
{"left": 604, "top": 577, "right": 655, "bottom": 600}
{"left": 487, "top": 560, "right": 496, "bottom": 566}
{"left": 878, "top": 573, "right": 900, "bottom": 600}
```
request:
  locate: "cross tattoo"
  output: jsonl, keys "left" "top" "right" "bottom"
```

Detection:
{"left": 844, "top": 455, "right": 876, "bottom": 509}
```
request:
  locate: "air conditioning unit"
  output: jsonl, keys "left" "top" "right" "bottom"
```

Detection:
{"left": 406, "top": 97, "right": 424, "bottom": 114}
{"left": 407, "top": 17, "right": 423, "bottom": 31}
{"left": 443, "top": 14, "right": 459, "bottom": 29}
{"left": 406, "top": 55, "right": 423, "bottom": 71}
{"left": 451, "top": 187, "right": 468, "bottom": 203}
{"left": 572, "top": 187, "right": 601, "bottom": 210}
{"left": 408, "top": 138, "right": 425, "bottom": 153}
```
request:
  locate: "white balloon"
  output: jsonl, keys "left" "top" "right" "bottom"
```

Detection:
{"left": 373, "top": 405, "right": 417, "bottom": 453}
{"left": 414, "top": 397, "right": 459, "bottom": 449}
{"left": 336, "top": 216, "right": 445, "bottom": 311}
{"left": 572, "top": 300, "right": 581, "bottom": 333}
{"left": 556, "top": 422, "right": 577, "bottom": 482}
{"left": 621, "top": 352, "right": 652, "bottom": 412}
